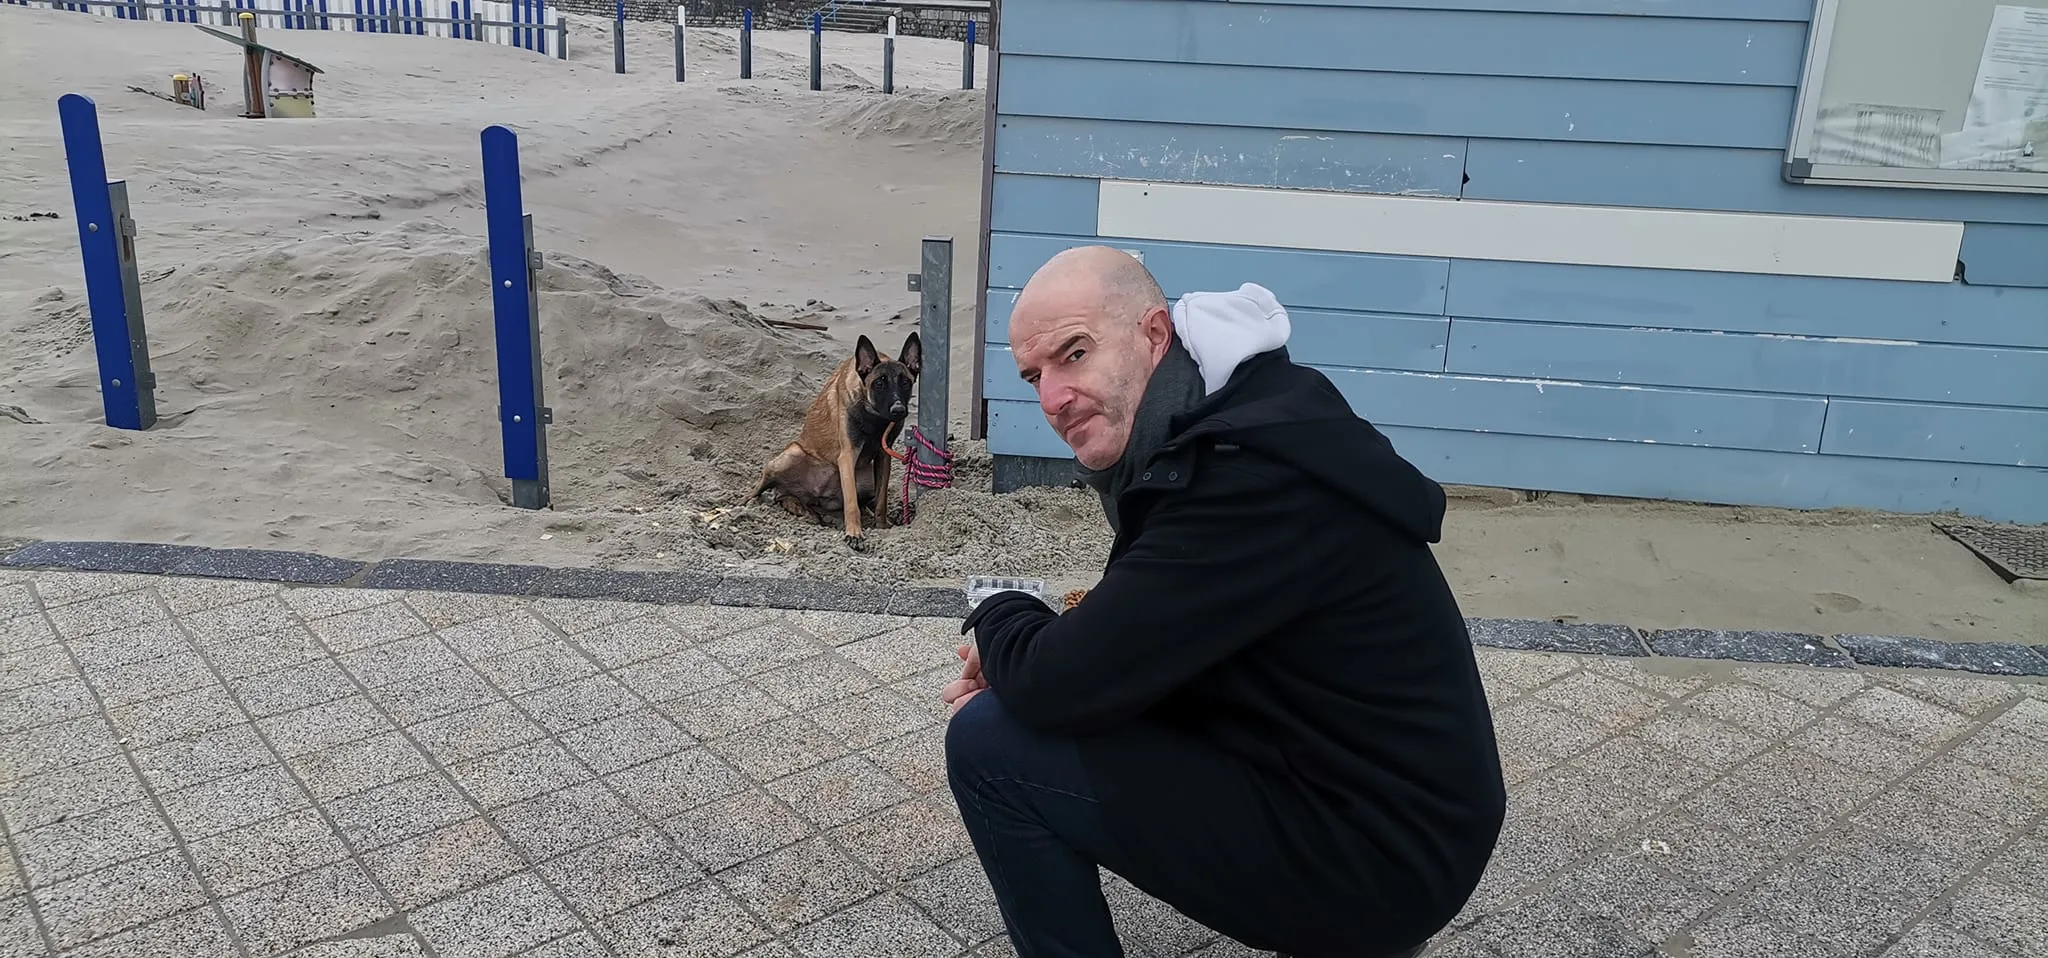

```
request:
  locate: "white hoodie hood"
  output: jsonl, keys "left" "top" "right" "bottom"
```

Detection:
{"left": 1170, "top": 282, "right": 1293, "bottom": 395}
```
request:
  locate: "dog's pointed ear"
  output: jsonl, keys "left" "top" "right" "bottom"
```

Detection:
{"left": 854, "top": 335, "right": 880, "bottom": 377}
{"left": 898, "top": 332, "right": 923, "bottom": 377}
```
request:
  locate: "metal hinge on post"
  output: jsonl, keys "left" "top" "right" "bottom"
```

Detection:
{"left": 528, "top": 250, "right": 543, "bottom": 271}
{"left": 117, "top": 214, "right": 137, "bottom": 238}
{"left": 906, "top": 273, "right": 921, "bottom": 292}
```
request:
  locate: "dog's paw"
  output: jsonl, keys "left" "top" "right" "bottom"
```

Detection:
{"left": 844, "top": 533, "right": 870, "bottom": 552}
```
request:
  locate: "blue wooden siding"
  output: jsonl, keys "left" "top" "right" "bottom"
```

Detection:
{"left": 983, "top": 0, "right": 2048, "bottom": 522}
{"left": 995, "top": 116, "right": 1468, "bottom": 196}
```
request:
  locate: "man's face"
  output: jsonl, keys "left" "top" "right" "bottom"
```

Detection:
{"left": 1010, "top": 281, "right": 1169, "bottom": 470}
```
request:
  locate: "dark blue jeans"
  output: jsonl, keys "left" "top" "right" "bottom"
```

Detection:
{"left": 945, "top": 691, "right": 1131, "bottom": 958}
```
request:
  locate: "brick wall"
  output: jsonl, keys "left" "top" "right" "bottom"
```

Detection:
{"left": 551, "top": 0, "right": 990, "bottom": 41}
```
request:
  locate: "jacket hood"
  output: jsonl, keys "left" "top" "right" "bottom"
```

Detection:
{"left": 1172, "top": 282, "right": 1293, "bottom": 397}
{"left": 1157, "top": 291, "right": 1448, "bottom": 546}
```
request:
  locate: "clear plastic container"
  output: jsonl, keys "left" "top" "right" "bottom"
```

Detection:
{"left": 964, "top": 576, "right": 1053, "bottom": 610}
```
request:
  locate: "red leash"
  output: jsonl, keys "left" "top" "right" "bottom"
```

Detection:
{"left": 883, "top": 424, "right": 954, "bottom": 524}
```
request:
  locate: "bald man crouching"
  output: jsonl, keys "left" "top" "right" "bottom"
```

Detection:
{"left": 940, "top": 247, "right": 1507, "bottom": 958}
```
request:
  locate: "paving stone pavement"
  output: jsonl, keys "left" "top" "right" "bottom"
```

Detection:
{"left": 2, "top": 568, "right": 2046, "bottom": 958}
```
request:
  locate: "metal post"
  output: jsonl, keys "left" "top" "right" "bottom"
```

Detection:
{"left": 962, "top": 18, "right": 975, "bottom": 90}
{"left": 57, "top": 94, "right": 158, "bottom": 432}
{"left": 911, "top": 235, "right": 953, "bottom": 499}
{"left": 469, "top": 4, "right": 482, "bottom": 41}
{"left": 480, "top": 125, "right": 552, "bottom": 511}
{"left": 558, "top": 18, "right": 567, "bottom": 58}
{"left": 673, "top": 4, "right": 685, "bottom": 82}
{"left": 882, "top": 14, "right": 894, "bottom": 94}
{"left": 238, "top": 11, "right": 263, "bottom": 117}
{"left": 739, "top": 6, "right": 750, "bottom": 78}
{"left": 613, "top": 0, "right": 625, "bottom": 73}
{"left": 808, "top": 11, "right": 820, "bottom": 91}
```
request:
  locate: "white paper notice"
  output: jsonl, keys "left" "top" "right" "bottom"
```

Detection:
{"left": 1813, "top": 103, "right": 1944, "bottom": 167}
{"left": 1962, "top": 6, "right": 2048, "bottom": 129}
{"left": 1940, "top": 117, "right": 2048, "bottom": 170}
{"left": 1941, "top": 5, "right": 2048, "bottom": 170}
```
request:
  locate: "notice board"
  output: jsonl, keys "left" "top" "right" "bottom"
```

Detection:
{"left": 1786, "top": 0, "right": 2048, "bottom": 193}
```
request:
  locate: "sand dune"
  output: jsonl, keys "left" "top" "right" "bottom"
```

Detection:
{"left": 2, "top": 4, "right": 2041, "bottom": 644}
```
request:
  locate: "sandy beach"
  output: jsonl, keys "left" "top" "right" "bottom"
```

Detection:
{"left": 2, "top": 4, "right": 2042, "bottom": 644}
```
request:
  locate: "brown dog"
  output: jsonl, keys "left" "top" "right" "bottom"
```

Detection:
{"left": 744, "top": 332, "right": 922, "bottom": 548}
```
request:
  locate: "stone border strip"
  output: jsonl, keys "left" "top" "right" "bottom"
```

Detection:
{"left": 0, "top": 539, "right": 970, "bottom": 619}
{"left": 5, "top": 539, "right": 2046, "bottom": 679}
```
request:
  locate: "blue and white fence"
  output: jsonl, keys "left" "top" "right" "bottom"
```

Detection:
{"left": 4, "top": 0, "right": 564, "bottom": 56}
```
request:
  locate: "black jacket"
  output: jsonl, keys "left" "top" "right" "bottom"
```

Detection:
{"left": 963, "top": 346, "right": 1507, "bottom": 956}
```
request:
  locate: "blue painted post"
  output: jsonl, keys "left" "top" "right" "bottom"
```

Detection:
{"left": 57, "top": 94, "right": 158, "bottom": 432}
{"left": 613, "top": 0, "right": 625, "bottom": 72}
{"left": 881, "top": 14, "right": 893, "bottom": 94}
{"left": 961, "top": 18, "right": 975, "bottom": 90}
{"left": 739, "top": 6, "right": 750, "bottom": 78}
{"left": 808, "top": 10, "right": 820, "bottom": 91}
{"left": 480, "top": 125, "right": 552, "bottom": 511}
{"left": 318, "top": 0, "right": 327, "bottom": 30}
{"left": 673, "top": 3, "right": 684, "bottom": 82}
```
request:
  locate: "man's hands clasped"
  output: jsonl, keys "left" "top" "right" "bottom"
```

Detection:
{"left": 941, "top": 642, "right": 987, "bottom": 715}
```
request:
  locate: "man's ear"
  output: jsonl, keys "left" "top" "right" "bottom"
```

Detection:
{"left": 1140, "top": 304, "right": 1174, "bottom": 363}
{"left": 854, "top": 335, "right": 880, "bottom": 377}
{"left": 898, "top": 332, "right": 923, "bottom": 377}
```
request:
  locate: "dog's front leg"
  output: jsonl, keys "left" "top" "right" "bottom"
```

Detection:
{"left": 871, "top": 450, "right": 892, "bottom": 530}
{"left": 836, "top": 446, "right": 865, "bottom": 549}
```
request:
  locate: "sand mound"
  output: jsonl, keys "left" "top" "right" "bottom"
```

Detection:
{"left": 20, "top": 220, "right": 840, "bottom": 508}
{"left": 821, "top": 89, "right": 984, "bottom": 149}
{"left": 10, "top": 216, "right": 1112, "bottom": 583}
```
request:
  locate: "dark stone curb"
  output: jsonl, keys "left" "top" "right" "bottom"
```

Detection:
{"left": 4, "top": 539, "right": 2042, "bottom": 678}
{"left": 1468, "top": 618, "right": 1649, "bottom": 658}
{"left": 0, "top": 539, "right": 969, "bottom": 621}
{"left": 1645, "top": 628, "right": 1855, "bottom": 669}
{"left": 1833, "top": 634, "right": 2048, "bottom": 678}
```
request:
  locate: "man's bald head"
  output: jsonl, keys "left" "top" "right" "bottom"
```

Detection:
{"left": 1007, "top": 246, "right": 1176, "bottom": 469}
{"left": 1016, "top": 246, "right": 1168, "bottom": 334}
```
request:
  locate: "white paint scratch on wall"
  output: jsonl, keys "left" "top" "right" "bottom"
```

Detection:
{"left": 1753, "top": 333, "right": 1922, "bottom": 346}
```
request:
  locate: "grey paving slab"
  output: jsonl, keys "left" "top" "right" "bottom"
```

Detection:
{"left": 4, "top": 566, "right": 2047, "bottom": 958}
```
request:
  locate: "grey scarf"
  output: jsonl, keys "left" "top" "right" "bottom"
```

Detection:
{"left": 1076, "top": 337, "right": 1208, "bottom": 533}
